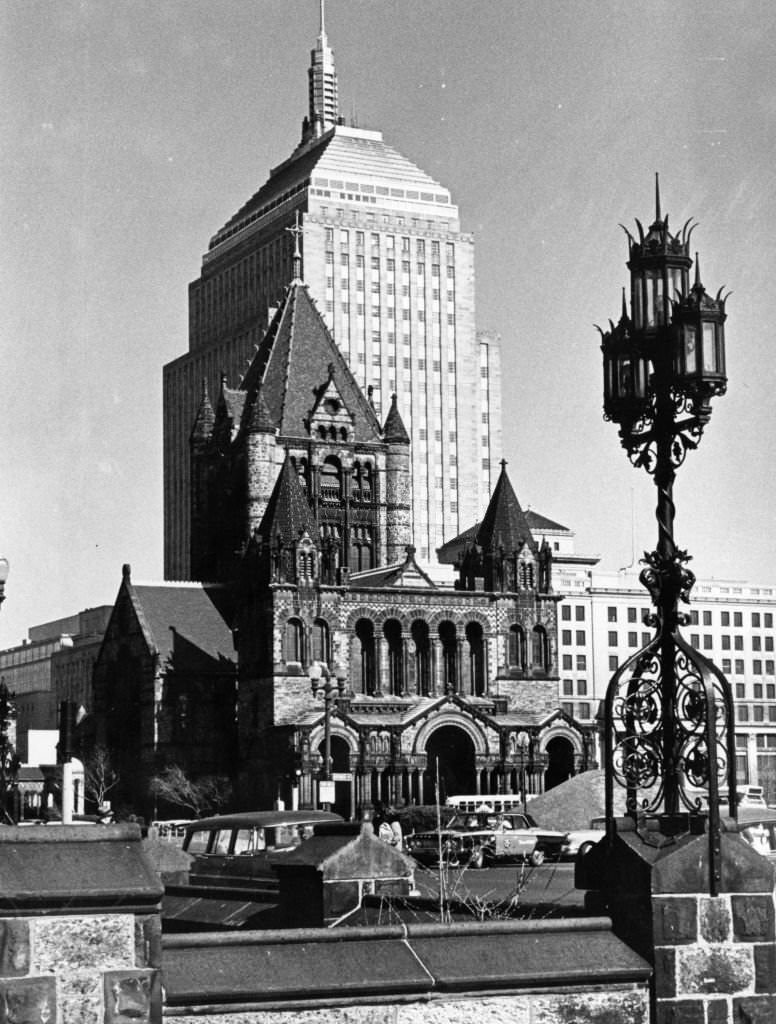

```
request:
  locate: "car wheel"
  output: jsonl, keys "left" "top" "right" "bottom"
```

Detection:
{"left": 469, "top": 847, "right": 485, "bottom": 869}
{"left": 529, "top": 848, "right": 545, "bottom": 866}
{"left": 578, "top": 841, "right": 594, "bottom": 858}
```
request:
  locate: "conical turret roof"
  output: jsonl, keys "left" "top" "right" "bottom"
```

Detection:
{"left": 382, "top": 393, "right": 410, "bottom": 444}
{"left": 243, "top": 381, "right": 276, "bottom": 435}
{"left": 475, "top": 461, "right": 537, "bottom": 554}
{"left": 257, "top": 451, "right": 317, "bottom": 546}
{"left": 190, "top": 378, "right": 215, "bottom": 443}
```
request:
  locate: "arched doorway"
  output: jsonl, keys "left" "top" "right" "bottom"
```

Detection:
{"left": 423, "top": 726, "right": 476, "bottom": 804}
{"left": 544, "top": 736, "right": 575, "bottom": 791}
{"left": 316, "top": 735, "right": 352, "bottom": 819}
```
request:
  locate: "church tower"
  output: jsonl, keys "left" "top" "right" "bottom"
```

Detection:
{"left": 163, "top": 4, "right": 501, "bottom": 580}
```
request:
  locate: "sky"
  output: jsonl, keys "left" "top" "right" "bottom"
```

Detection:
{"left": 2, "top": 0, "right": 775, "bottom": 648}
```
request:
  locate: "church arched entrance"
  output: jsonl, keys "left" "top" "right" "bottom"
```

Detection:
{"left": 316, "top": 735, "right": 352, "bottom": 819}
{"left": 544, "top": 736, "right": 575, "bottom": 791}
{"left": 422, "top": 726, "right": 476, "bottom": 804}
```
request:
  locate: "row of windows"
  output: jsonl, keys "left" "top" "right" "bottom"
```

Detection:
{"left": 689, "top": 634, "right": 774, "bottom": 652}
{"left": 324, "top": 228, "right": 454, "bottom": 263}
{"left": 736, "top": 705, "right": 776, "bottom": 723}
{"left": 561, "top": 701, "right": 593, "bottom": 721}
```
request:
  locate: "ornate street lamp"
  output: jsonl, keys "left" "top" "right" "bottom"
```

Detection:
{"left": 309, "top": 660, "right": 346, "bottom": 810}
{"left": 598, "top": 177, "right": 734, "bottom": 895}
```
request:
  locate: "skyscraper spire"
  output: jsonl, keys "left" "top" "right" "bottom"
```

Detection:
{"left": 307, "top": 0, "right": 339, "bottom": 138}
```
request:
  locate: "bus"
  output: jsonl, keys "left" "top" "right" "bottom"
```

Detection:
{"left": 444, "top": 795, "right": 525, "bottom": 815}
{"left": 182, "top": 810, "right": 343, "bottom": 888}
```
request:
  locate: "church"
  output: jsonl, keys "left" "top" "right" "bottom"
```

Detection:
{"left": 121, "top": 238, "right": 591, "bottom": 816}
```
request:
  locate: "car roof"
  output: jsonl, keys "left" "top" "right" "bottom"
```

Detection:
{"left": 185, "top": 810, "right": 342, "bottom": 831}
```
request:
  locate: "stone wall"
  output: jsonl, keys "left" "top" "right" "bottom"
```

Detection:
{"left": 0, "top": 824, "right": 163, "bottom": 1024}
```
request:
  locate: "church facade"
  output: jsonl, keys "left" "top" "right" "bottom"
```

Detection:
{"left": 186, "top": 259, "right": 594, "bottom": 817}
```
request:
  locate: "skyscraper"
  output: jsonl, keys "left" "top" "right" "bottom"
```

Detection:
{"left": 163, "top": 4, "right": 501, "bottom": 578}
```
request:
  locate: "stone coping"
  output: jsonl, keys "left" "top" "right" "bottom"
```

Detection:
{"left": 162, "top": 916, "right": 651, "bottom": 1008}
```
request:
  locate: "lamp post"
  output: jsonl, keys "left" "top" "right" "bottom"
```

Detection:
{"left": 598, "top": 177, "right": 735, "bottom": 896}
{"left": 309, "top": 660, "right": 345, "bottom": 810}
{"left": 515, "top": 730, "right": 530, "bottom": 815}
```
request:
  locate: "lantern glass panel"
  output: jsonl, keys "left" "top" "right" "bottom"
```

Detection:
{"left": 633, "top": 277, "right": 643, "bottom": 328}
{"left": 684, "top": 325, "right": 698, "bottom": 375}
{"left": 668, "top": 267, "right": 684, "bottom": 303}
{"left": 645, "top": 270, "right": 657, "bottom": 327}
{"left": 702, "top": 322, "right": 716, "bottom": 373}
{"left": 617, "top": 357, "right": 634, "bottom": 398}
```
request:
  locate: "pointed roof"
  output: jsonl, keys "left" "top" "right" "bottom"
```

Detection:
{"left": 475, "top": 461, "right": 537, "bottom": 555}
{"left": 242, "top": 282, "right": 382, "bottom": 444}
{"left": 257, "top": 451, "right": 317, "bottom": 545}
{"left": 308, "top": 0, "right": 339, "bottom": 134}
{"left": 351, "top": 546, "right": 436, "bottom": 589}
{"left": 382, "top": 394, "right": 410, "bottom": 444}
{"left": 243, "top": 381, "right": 275, "bottom": 435}
{"left": 190, "top": 379, "right": 215, "bottom": 443}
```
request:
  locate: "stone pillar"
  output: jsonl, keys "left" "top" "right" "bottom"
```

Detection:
{"left": 432, "top": 640, "right": 443, "bottom": 696}
{"left": 377, "top": 636, "right": 389, "bottom": 697}
{"left": 0, "top": 824, "right": 162, "bottom": 1022}
{"left": 577, "top": 819, "right": 776, "bottom": 1024}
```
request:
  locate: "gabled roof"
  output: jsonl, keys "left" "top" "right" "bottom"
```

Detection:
{"left": 241, "top": 282, "right": 382, "bottom": 444}
{"left": 350, "top": 546, "right": 435, "bottom": 589}
{"left": 474, "top": 462, "right": 537, "bottom": 555}
{"left": 190, "top": 379, "right": 215, "bottom": 444}
{"left": 115, "top": 571, "right": 234, "bottom": 667}
{"left": 257, "top": 451, "right": 317, "bottom": 545}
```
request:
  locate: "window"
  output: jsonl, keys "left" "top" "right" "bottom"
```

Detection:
{"left": 722, "top": 636, "right": 731, "bottom": 650}
{"left": 607, "top": 607, "right": 617, "bottom": 622}
{"left": 562, "top": 654, "right": 572, "bottom": 670}
{"left": 754, "top": 683, "right": 763, "bottom": 699}
{"left": 765, "top": 613, "right": 773, "bottom": 628}
{"left": 703, "top": 610, "right": 712, "bottom": 626}
{"left": 736, "top": 705, "right": 749, "bottom": 722}
{"left": 735, "top": 636, "right": 744, "bottom": 651}
{"left": 690, "top": 634, "right": 700, "bottom": 649}
{"left": 628, "top": 607, "right": 638, "bottom": 623}
{"left": 577, "top": 679, "right": 588, "bottom": 696}
{"left": 754, "top": 706, "right": 765, "bottom": 722}
{"left": 752, "top": 612, "right": 761, "bottom": 627}
{"left": 734, "top": 612, "right": 743, "bottom": 627}
{"left": 721, "top": 611, "right": 730, "bottom": 626}
{"left": 562, "top": 605, "right": 571, "bottom": 621}
{"left": 576, "top": 654, "right": 587, "bottom": 671}
{"left": 767, "top": 661, "right": 775, "bottom": 676}
{"left": 562, "top": 630, "right": 572, "bottom": 645}
{"left": 575, "top": 606, "right": 585, "bottom": 621}
{"left": 703, "top": 635, "right": 712, "bottom": 650}
{"left": 722, "top": 659, "right": 732, "bottom": 674}
{"left": 754, "top": 660, "right": 763, "bottom": 675}
{"left": 735, "top": 659, "right": 745, "bottom": 674}
{"left": 689, "top": 610, "right": 699, "bottom": 626}
{"left": 562, "top": 679, "right": 573, "bottom": 696}
{"left": 576, "top": 630, "right": 586, "bottom": 646}
{"left": 735, "top": 683, "right": 745, "bottom": 698}
{"left": 609, "top": 655, "right": 619, "bottom": 671}
{"left": 608, "top": 631, "right": 618, "bottom": 647}
{"left": 753, "top": 636, "right": 762, "bottom": 651}
{"left": 578, "top": 702, "right": 591, "bottom": 719}
{"left": 628, "top": 632, "right": 638, "bottom": 648}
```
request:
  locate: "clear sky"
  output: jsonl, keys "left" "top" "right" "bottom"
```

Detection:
{"left": 2, "top": 0, "right": 775, "bottom": 647}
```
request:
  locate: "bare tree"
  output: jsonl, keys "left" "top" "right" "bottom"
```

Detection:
{"left": 83, "top": 744, "right": 120, "bottom": 810}
{"left": 149, "top": 765, "right": 232, "bottom": 818}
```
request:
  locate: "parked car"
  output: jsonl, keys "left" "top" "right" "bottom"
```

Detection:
{"left": 737, "top": 810, "right": 776, "bottom": 860}
{"left": 405, "top": 811, "right": 567, "bottom": 869}
{"left": 560, "top": 817, "right": 606, "bottom": 860}
{"left": 182, "top": 810, "right": 343, "bottom": 887}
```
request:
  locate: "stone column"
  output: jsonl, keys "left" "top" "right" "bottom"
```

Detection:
{"left": 577, "top": 820, "right": 776, "bottom": 1024}
{"left": 432, "top": 639, "right": 443, "bottom": 696}
{"left": 377, "top": 636, "right": 389, "bottom": 697}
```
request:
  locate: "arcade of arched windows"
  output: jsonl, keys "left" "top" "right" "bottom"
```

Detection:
{"left": 506, "top": 622, "right": 551, "bottom": 675}
{"left": 348, "top": 616, "right": 488, "bottom": 699}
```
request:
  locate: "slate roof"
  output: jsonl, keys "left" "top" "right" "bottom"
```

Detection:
{"left": 241, "top": 282, "right": 382, "bottom": 444}
{"left": 126, "top": 582, "right": 233, "bottom": 666}
{"left": 382, "top": 394, "right": 410, "bottom": 444}
{"left": 475, "top": 463, "right": 537, "bottom": 554}
{"left": 190, "top": 379, "right": 215, "bottom": 443}
{"left": 257, "top": 451, "right": 318, "bottom": 544}
{"left": 436, "top": 510, "right": 569, "bottom": 566}
{"left": 350, "top": 547, "right": 435, "bottom": 589}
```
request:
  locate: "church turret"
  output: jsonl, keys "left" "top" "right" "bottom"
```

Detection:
{"left": 242, "top": 381, "right": 277, "bottom": 539}
{"left": 383, "top": 394, "right": 412, "bottom": 563}
{"left": 189, "top": 378, "right": 216, "bottom": 581}
{"left": 253, "top": 451, "right": 320, "bottom": 587}
{"left": 458, "top": 460, "right": 541, "bottom": 593}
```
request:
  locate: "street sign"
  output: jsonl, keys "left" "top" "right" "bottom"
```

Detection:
{"left": 319, "top": 780, "right": 336, "bottom": 804}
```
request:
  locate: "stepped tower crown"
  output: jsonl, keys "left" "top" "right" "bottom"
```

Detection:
{"left": 306, "top": 0, "right": 339, "bottom": 140}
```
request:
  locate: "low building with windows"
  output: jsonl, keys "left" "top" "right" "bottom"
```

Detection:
{"left": 553, "top": 567, "right": 776, "bottom": 801}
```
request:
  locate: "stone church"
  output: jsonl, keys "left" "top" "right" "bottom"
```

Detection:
{"left": 168, "top": 257, "right": 594, "bottom": 817}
